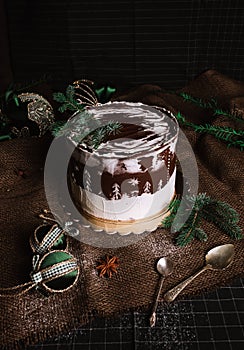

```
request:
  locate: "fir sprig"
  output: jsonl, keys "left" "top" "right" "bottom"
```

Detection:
{"left": 50, "top": 120, "right": 66, "bottom": 137}
{"left": 52, "top": 85, "right": 121, "bottom": 149}
{"left": 201, "top": 200, "right": 242, "bottom": 240}
{"left": 179, "top": 92, "right": 244, "bottom": 123}
{"left": 162, "top": 193, "right": 242, "bottom": 246}
{"left": 180, "top": 92, "right": 218, "bottom": 111}
{"left": 50, "top": 112, "right": 121, "bottom": 150}
{"left": 175, "top": 112, "right": 244, "bottom": 150}
{"left": 90, "top": 121, "right": 121, "bottom": 149}
{"left": 53, "top": 85, "right": 84, "bottom": 113}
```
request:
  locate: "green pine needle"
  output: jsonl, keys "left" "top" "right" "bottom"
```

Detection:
{"left": 52, "top": 85, "right": 121, "bottom": 149}
{"left": 178, "top": 92, "right": 244, "bottom": 123}
{"left": 201, "top": 204, "right": 242, "bottom": 240}
{"left": 175, "top": 112, "right": 244, "bottom": 151}
{"left": 53, "top": 85, "right": 84, "bottom": 113}
{"left": 194, "top": 227, "right": 208, "bottom": 242}
{"left": 175, "top": 228, "right": 195, "bottom": 246}
{"left": 91, "top": 121, "right": 121, "bottom": 149}
{"left": 162, "top": 193, "right": 242, "bottom": 246}
{"left": 180, "top": 92, "right": 218, "bottom": 111}
{"left": 174, "top": 92, "right": 244, "bottom": 150}
{"left": 205, "top": 200, "right": 240, "bottom": 224}
{"left": 50, "top": 120, "right": 66, "bottom": 137}
{"left": 49, "top": 111, "right": 121, "bottom": 150}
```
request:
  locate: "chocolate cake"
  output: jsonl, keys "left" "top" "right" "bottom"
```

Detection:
{"left": 67, "top": 102, "right": 179, "bottom": 225}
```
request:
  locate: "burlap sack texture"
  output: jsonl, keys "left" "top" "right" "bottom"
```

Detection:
{"left": 0, "top": 70, "right": 243, "bottom": 349}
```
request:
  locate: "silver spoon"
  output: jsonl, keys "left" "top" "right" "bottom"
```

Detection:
{"left": 150, "top": 257, "right": 174, "bottom": 327}
{"left": 164, "top": 244, "right": 234, "bottom": 303}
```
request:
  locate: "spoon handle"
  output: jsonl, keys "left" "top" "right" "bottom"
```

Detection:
{"left": 164, "top": 265, "right": 210, "bottom": 302}
{"left": 150, "top": 276, "right": 165, "bottom": 327}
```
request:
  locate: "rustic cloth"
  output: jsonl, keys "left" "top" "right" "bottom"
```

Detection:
{"left": 0, "top": 70, "right": 243, "bottom": 349}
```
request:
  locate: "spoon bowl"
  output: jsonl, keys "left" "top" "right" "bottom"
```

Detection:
{"left": 164, "top": 244, "right": 235, "bottom": 303}
{"left": 206, "top": 244, "right": 234, "bottom": 269}
{"left": 150, "top": 257, "right": 174, "bottom": 327}
{"left": 157, "top": 257, "right": 174, "bottom": 277}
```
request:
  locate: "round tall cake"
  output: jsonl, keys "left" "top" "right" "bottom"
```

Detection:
{"left": 67, "top": 102, "right": 179, "bottom": 230}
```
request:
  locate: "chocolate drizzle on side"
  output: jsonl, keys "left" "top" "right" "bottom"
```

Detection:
{"left": 67, "top": 103, "right": 178, "bottom": 201}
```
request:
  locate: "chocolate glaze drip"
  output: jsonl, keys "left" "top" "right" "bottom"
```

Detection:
{"left": 67, "top": 102, "right": 178, "bottom": 200}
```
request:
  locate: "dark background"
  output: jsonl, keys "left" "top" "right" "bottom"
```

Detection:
{"left": 1, "top": 2, "right": 244, "bottom": 349}
{"left": 1, "top": 0, "right": 244, "bottom": 92}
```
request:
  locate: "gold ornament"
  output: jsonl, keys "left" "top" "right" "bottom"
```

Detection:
{"left": 18, "top": 93, "right": 55, "bottom": 136}
{"left": 72, "top": 79, "right": 99, "bottom": 106}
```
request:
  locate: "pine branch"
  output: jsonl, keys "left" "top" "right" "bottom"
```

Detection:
{"left": 175, "top": 209, "right": 203, "bottom": 246}
{"left": 53, "top": 85, "right": 84, "bottom": 113}
{"left": 162, "top": 193, "right": 209, "bottom": 246}
{"left": 201, "top": 200, "right": 242, "bottom": 240}
{"left": 175, "top": 112, "right": 244, "bottom": 151}
{"left": 201, "top": 209, "right": 242, "bottom": 240}
{"left": 52, "top": 84, "right": 121, "bottom": 149}
{"left": 194, "top": 227, "right": 208, "bottom": 242}
{"left": 178, "top": 92, "right": 244, "bottom": 123}
{"left": 49, "top": 120, "right": 66, "bottom": 137}
{"left": 162, "top": 193, "right": 242, "bottom": 246}
{"left": 205, "top": 200, "right": 240, "bottom": 224}
{"left": 193, "top": 124, "right": 244, "bottom": 149}
{"left": 179, "top": 92, "right": 218, "bottom": 110}
{"left": 50, "top": 110, "right": 94, "bottom": 140}
{"left": 163, "top": 197, "right": 181, "bottom": 229}
{"left": 175, "top": 228, "right": 195, "bottom": 246}
{"left": 91, "top": 121, "right": 121, "bottom": 149}
{"left": 50, "top": 112, "right": 121, "bottom": 150}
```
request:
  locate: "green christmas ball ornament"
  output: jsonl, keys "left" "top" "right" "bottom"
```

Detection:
{"left": 30, "top": 224, "right": 67, "bottom": 254}
{"left": 31, "top": 250, "right": 79, "bottom": 293}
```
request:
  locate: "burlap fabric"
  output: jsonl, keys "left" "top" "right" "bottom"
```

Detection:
{"left": 0, "top": 70, "right": 243, "bottom": 349}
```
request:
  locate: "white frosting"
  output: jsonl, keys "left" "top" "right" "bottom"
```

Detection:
{"left": 69, "top": 102, "right": 179, "bottom": 222}
{"left": 81, "top": 169, "right": 176, "bottom": 221}
{"left": 77, "top": 102, "right": 179, "bottom": 162}
{"left": 103, "top": 158, "right": 144, "bottom": 174}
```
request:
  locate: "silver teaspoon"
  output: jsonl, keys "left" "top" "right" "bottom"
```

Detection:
{"left": 164, "top": 244, "right": 234, "bottom": 303}
{"left": 150, "top": 257, "right": 174, "bottom": 327}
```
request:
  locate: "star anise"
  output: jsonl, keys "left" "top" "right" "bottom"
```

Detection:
{"left": 96, "top": 255, "right": 119, "bottom": 278}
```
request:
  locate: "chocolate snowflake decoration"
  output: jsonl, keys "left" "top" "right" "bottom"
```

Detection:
{"left": 96, "top": 255, "right": 119, "bottom": 278}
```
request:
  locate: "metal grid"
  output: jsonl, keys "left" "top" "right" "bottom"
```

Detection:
{"left": 28, "top": 277, "right": 244, "bottom": 350}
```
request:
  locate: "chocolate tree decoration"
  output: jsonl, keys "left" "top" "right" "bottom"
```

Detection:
{"left": 96, "top": 255, "right": 119, "bottom": 278}
{"left": 162, "top": 193, "right": 242, "bottom": 247}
